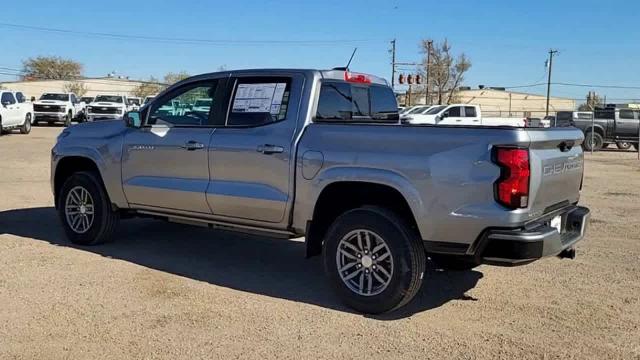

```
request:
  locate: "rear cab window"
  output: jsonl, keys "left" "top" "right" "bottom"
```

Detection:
{"left": 315, "top": 81, "right": 398, "bottom": 123}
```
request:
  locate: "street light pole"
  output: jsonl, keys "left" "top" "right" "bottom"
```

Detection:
{"left": 545, "top": 49, "right": 558, "bottom": 116}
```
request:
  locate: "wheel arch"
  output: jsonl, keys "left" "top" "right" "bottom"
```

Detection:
{"left": 53, "top": 155, "right": 106, "bottom": 208}
{"left": 303, "top": 168, "right": 424, "bottom": 258}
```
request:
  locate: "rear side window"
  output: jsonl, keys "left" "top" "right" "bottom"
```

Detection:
{"left": 1, "top": 92, "right": 16, "bottom": 105}
{"left": 228, "top": 77, "right": 291, "bottom": 127}
{"left": 315, "top": 82, "right": 399, "bottom": 122}
{"left": 464, "top": 106, "right": 477, "bottom": 117}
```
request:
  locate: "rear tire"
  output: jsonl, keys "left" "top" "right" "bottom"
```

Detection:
{"left": 323, "top": 206, "right": 426, "bottom": 314}
{"left": 57, "top": 171, "right": 119, "bottom": 245}
{"left": 616, "top": 141, "right": 632, "bottom": 150}
{"left": 583, "top": 131, "right": 603, "bottom": 151}
{"left": 19, "top": 113, "right": 32, "bottom": 134}
{"left": 430, "top": 254, "right": 478, "bottom": 271}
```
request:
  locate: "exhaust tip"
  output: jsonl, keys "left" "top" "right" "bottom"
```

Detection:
{"left": 558, "top": 248, "right": 576, "bottom": 260}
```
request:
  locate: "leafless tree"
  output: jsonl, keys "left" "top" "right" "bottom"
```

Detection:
{"left": 419, "top": 39, "right": 471, "bottom": 105}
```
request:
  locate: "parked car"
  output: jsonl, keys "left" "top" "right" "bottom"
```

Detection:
{"left": 0, "top": 90, "right": 33, "bottom": 134}
{"left": 33, "top": 92, "right": 82, "bottom": 126}
{"left": 128, "top": 97, "right": 142, "bottom": 111}
{"left": 405, "top": 104, "right": 527, "bottom": 127}
{"left": 86, "top": 95, "right": 129, "bottom": 121}
{"left": 51, "top": 68, "right": 590, "bottom": 314}
{"left": 572, "top": 108, "right": 640, "bottom": 151}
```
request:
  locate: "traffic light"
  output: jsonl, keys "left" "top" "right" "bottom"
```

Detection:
{"left": 398, "top": 74, "right": 405, "bottom": 84}
{"left": 415, "top": 75, "right": 422, "bottom": 84}
{"left": 407, "top": 74, "right": 414, "bottom": 84}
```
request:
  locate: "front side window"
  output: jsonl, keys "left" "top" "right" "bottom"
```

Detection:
{"left": 70, "top": 94, "right": 77, "bottom": 103}
{"left": 148, "top": 81, "right": 218, "bottom": 126}
{"left": 446, "top": 106, "right": 461, "bottom": 117}
{"left": 1, "top": 92, "right": 16, "bottom": 105}
{"left": 16, "top": 92, "right": 25, "bottom": 103}
{"left": 40, "top": 93, "right": 69, "bottom": 101}
{"left": 228, "top": 78, "right": 291, "bottom": 126}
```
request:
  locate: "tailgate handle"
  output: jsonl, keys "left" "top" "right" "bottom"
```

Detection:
{"left": 558, "top": 141, "right": 574, "bottom": 152}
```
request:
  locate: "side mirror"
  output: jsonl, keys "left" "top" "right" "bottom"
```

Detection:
{"left": 124, "top": 111, "right": 142, "bottom": 128}
{"left": 440, "top": 112, "right": 449, "bottom": 119}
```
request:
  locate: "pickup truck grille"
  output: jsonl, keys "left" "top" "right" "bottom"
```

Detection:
{"left": 90, "top": 107, "right": 120, "bottom": 115}
{"left": 34, "top": 104, "right": 63, "bottom": 112}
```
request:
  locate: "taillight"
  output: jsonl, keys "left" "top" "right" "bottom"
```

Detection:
{"left": 344, "top": 71, "right": 372, "bottom": 84}
{"left": 493, "top": 147, "right": 530, "bottom": 209}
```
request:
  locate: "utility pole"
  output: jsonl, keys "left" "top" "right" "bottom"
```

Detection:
{"left": 425, "top": 40, "right": 433, "bottom": 105}
{"left": 390, "top": 39, "right": 396, "bottom": 89}
{"left": 545, "top": 49, "right": 558, "bottom": 116}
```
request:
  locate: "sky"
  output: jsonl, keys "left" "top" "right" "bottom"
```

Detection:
{"left": 1, "top": 0, "right": 640, "bottom": 102}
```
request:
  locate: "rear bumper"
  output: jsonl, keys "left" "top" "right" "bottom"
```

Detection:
{"left": 474, "top": 205, "right": 590, "bottom": 266}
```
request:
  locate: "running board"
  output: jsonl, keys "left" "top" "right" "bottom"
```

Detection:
{"left": 136, "top": 209, "right": 296, "bottom": 239}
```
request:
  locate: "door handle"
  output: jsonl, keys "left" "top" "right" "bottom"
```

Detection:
{"left": 181, "top": 140, "right": 205, "bottom": 151}
{"left": 455, "top": 119, "right": 462, "bottom": 122}
{"left": 257, "top": 144, "right": 284, "bottom": 154}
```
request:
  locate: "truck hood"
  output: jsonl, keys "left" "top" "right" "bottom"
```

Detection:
{"left": 63, "top": 119, "right": 127, "bottom": 139}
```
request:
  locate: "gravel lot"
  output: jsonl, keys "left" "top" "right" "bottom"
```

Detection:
{"left": 1, "top": 127, "right": 639, "bottom": 359}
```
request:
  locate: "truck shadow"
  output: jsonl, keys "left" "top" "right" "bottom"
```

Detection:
{"left": 0, "top": 207, "right": 483, "bottom": 320}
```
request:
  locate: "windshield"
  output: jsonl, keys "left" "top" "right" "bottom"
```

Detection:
{"left": 94, "top": 95, "right": 123, "bottom": 103}
{"left": 80, "top": 97, "right": 94, "bottom": 103}
{"left": 128, "top": 98, "right": 141, "bottom": 106}
{"left": 426, "top": 105, "right": 447, "bottom": 115}
{"left": 194, "top": 99, "right": 212, "bottom": 107}
{"left": 40, "top": 93, "right": 69, "bottom": 101}
{"left": 408, "top": 106, "right": 428, "bottom": 114}
{"left": 144, "top": 97, "right": 155, "bottom": 104}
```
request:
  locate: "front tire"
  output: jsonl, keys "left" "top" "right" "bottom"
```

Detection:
{"left": 20, "top": 113, "right": 32, "bottom": 134}
{"left": 57, "top": 171, "right": 119, "bottom": 245}
{"left": 323, "top": 206, "right": 426, "bottom": 314}
{"left": 583, "top": 131, "right": 603, "bottom": 151}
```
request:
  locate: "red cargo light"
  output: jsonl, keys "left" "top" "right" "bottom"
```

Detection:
{"left": 344, "top": 71, "right": 372, "bottom": 84}
{"left": 493, "top": 147, "right": 530, "bottom": 209}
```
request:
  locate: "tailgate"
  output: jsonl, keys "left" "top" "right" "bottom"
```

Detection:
{"left": 527, "top": 128, "right": 585, "bottom": 215}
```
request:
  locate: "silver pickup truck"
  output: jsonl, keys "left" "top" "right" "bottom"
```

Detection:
{"left": 51, "top": 68, "right": 590, "bottom": 314}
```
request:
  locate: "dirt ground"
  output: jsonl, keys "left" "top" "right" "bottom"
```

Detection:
{"left": 1, "top": 127, "right": 639, "bottom": 360}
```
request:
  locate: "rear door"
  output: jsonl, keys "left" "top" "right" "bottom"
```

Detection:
{"left": 615, "top": 109, "right": 640, "bottom": 139}
{"left": 526, "top": 128, "right": 585, "bottom": 215}
{"left": 207, "top": 73, "right": 303, "bottom": 224}
{"left": 121, "top": 78, "right": 225, "bottom": 214}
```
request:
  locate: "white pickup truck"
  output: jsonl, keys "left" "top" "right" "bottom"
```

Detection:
{"left": 0, "top": 90, "right": 33, "bottom": 135}
{"left": 86, "top": 94, "right": 129, "bottom": 121}
{"left": 33, "top": 93, "right": 82, "bottom": 126}
{"left": 404, "top": 104, "right": 528, "bottom": 127}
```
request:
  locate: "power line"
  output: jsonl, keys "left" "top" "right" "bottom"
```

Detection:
{"left": 0, "top": 22, "right": 381, "bottom": 46}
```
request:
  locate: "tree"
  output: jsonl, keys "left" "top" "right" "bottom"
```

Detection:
{"left": 21, "top": 56, "right": 83, "bottom": 81}
{"left": 131, "top": 77, "right": 164, "bottom": 98}
{"left": 578, "top": 91, "right": 603, "bottom": 111}
{"left": 63, "top": 81, "right": 88, "bottom": 96}
{"left": 163, "top": 71, "right": 190, "bottom": 85}
{"left": 419, "top": 39, "right": 471, "bottom": 105}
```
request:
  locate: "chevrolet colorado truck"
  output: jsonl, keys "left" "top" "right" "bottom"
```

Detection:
{"left": 0, "top": 90, "right": 33, "bottom": 134}
{"left": 86, "top": 94, "right": 129, "bottom": 121}
{"left": 33, "top": 92, "right": 81, "bottom": 126}
{"left": 51, "top": 69, "right": 590, "bottom": 314}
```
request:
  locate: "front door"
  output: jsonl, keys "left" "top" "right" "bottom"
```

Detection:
{"left": 207, "top": 74, "right": 303, "bottom": 224}
{"left": 438, "top": 106, "right": 465, "bottom": 125}
{"left": 1, "top": 92, "right": 20, "bottom": 126}
{"left": 121, "top": 79, "right": 223, "bottom": 214}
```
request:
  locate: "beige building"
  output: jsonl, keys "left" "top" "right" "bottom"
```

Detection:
{"left": 0, "top": 77, "right": 149, "bottom": 99}
{"left": 400, "top": 88, "right": 576, "bottom": 117}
